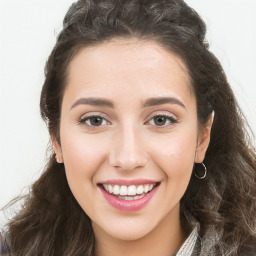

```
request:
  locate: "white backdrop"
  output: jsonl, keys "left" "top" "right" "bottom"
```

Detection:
{"left": 1, "top": 0, "right": 256, "bottom": 215}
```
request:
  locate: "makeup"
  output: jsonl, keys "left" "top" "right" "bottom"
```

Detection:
{"left": 98, "top": 180, "right": 160, "bottom": 212}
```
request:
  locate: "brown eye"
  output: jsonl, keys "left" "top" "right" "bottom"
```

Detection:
{"left": 79, "top": 116, "right": 109, "bottom": 127}
{"left": 148, "top": 115, "right": 177, "bottom": 127}
{"left": 154, "top": 116, "right": 167, "bottom": 126}
{"left": 88, "top": 116, "right": 104, "bottom": 126}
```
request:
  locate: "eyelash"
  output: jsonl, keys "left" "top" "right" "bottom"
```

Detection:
{"left": 78, "top": 114, "right": 178, "bottom": 129}
{"left": 147, "top": 114, "right": 178, "bottom": 128}
{"left": 78, "top": 114, "right": 110, "bottom": 128}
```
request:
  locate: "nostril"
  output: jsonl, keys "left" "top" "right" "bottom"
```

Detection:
{"left": 108, "top": 141, "right": 148, "bottom": 171}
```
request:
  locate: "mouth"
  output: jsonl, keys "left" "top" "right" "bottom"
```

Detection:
{"left": 98, "top": 182, "right": 160, "bottom": 212}
{"left": 100, "top": 183, "right": 160, "bottom": 201}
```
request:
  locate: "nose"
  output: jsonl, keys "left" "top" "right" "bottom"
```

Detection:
{"left": 109, "top": 125, "right": 148, "bottom": 172}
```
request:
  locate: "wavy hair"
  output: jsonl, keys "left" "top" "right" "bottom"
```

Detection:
{"left": 2, "top": 0, "right": 256, "bottom": 255}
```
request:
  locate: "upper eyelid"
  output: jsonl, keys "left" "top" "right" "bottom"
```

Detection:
{"left": 79, "top": 112, "right": 110, "bottom": 121}
{"left": 79, "top": 113, "right": 176, "bottom": 120}
{"left": 146, "top": 115, "right": 177, "bottom": 125}
{"left": 78, "top": 111, "right": 178, "bottom": 125}
{"left": 146, "top": 111, "right": 177, "bottom": 121}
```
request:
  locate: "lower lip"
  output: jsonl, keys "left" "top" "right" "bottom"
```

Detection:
{"left": 99, "top": 185, "right": 159, "bottom": 212}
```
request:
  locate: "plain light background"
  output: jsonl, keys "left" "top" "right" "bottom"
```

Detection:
{"left": 1, "top": 0, "right": 256, "bottom": 221}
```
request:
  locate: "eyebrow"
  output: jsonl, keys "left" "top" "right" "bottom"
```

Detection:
{"left": 70, "top": 97, "right": 115, "bottom": 109}
{"left": 143, "top": 97, "right": 186, "bottom": 109}
{"left": 70, "top": 96, "right": 186, "bottom": 110}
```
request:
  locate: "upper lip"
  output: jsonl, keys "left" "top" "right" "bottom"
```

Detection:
{"left": 98, "top": 179, "right": 160, "bottom": 186}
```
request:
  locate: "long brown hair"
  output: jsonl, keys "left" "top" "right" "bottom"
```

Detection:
{"left": 2, "top": 0, "right": 256, "bottom": 255}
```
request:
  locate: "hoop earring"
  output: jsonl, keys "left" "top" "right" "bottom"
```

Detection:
{"left": 194, "top": 162, "right": 207, "bottom": 179}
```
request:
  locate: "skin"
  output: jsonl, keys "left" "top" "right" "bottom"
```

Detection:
{"left": 53, "top": 38, "right": 213, "bottom": 256}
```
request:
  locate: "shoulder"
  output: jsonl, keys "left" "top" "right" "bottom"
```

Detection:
{"left": 0, "top": 232, "right": 10, "bottom": 256}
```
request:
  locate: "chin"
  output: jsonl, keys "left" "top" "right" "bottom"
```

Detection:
{"left": 92, "top": 217, "right": 156, "bottom": 242}
{"left": 108, "top": 227, "right": 151, "bottom": 241}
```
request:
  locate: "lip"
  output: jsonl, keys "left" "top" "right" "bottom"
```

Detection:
{"left": 98, "top": 178, "right": 158, "bottom": 186}
{"left": 99, "top": 182, "right": 160, "bottom": 212}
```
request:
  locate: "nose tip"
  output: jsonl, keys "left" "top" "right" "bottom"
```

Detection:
{"left": 108, "top": 132, "right": 148, "bottom": 172}
{"left": 109, "top": 150, "right": 147, "bottom": 171}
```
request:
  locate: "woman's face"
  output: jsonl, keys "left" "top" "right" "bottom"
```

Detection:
{"left": 54, "top": 39, "right": 211, "bottom": 241}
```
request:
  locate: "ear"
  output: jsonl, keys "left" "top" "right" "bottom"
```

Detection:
{"left": 195, "top": 111, "right": 214, "bottom": 163}
{"left": 51, "top": 135, "right": 63, "bottom": 163}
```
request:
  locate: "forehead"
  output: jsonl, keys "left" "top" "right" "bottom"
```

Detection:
{"left": 64, "top": 39, "right": 193, "bottom": 105}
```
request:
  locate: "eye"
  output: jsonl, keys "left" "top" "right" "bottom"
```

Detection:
{"left": 79, "top": 115, "right": 109, "bottom": 127}
{"left": 148, "top": 115, "right": 177, "bottom": 127}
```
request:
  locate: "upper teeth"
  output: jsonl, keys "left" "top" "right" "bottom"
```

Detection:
{"left": 102, "top": 183, "right": 156, "bottom": 196}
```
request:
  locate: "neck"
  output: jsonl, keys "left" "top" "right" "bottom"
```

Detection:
{"left": 93, "top": 205, "right": 187, "bottom": 256}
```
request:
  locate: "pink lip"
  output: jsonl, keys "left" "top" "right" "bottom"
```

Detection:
{"left": 99, "top": 184, "right": 159, "bottom": 212}
{"left": 98, "top": 179, "right": 158, "bottom": 186}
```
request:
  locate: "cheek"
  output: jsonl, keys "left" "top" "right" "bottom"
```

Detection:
{"left": 59, "top": 131, "right": 111, "bottom": 216}
{"left": 148, "top": 129, "right": 197, "bottom": 179}
{"left": 59, "top": 130, "right": 110, "bottom": 204}
{"left": 61, "top": 130, "right": 108, "bottom": 174}
{"left": 147, "top": 130, "right": 197, "bottom": 210}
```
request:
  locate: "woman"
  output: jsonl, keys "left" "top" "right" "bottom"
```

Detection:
{"left": 1, "top": 0, "right": 255, "bottom": 255}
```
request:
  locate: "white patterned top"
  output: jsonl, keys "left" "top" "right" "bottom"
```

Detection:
{"left": 175, "top": 226, "right": 198, "bottom": 256}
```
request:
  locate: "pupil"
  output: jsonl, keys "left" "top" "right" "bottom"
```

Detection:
{"left": 154, "top": 116, "right": 166, "bottom": 126}
{"left": 91, "top": 117, "right": 102, "bottom": 126}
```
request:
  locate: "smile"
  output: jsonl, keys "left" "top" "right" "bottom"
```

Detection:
{"left": 102, "top": 183, "right": 157, "bottom": 199}
{"left": 99, "top": 182, "right": 160, "bottom": 212}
